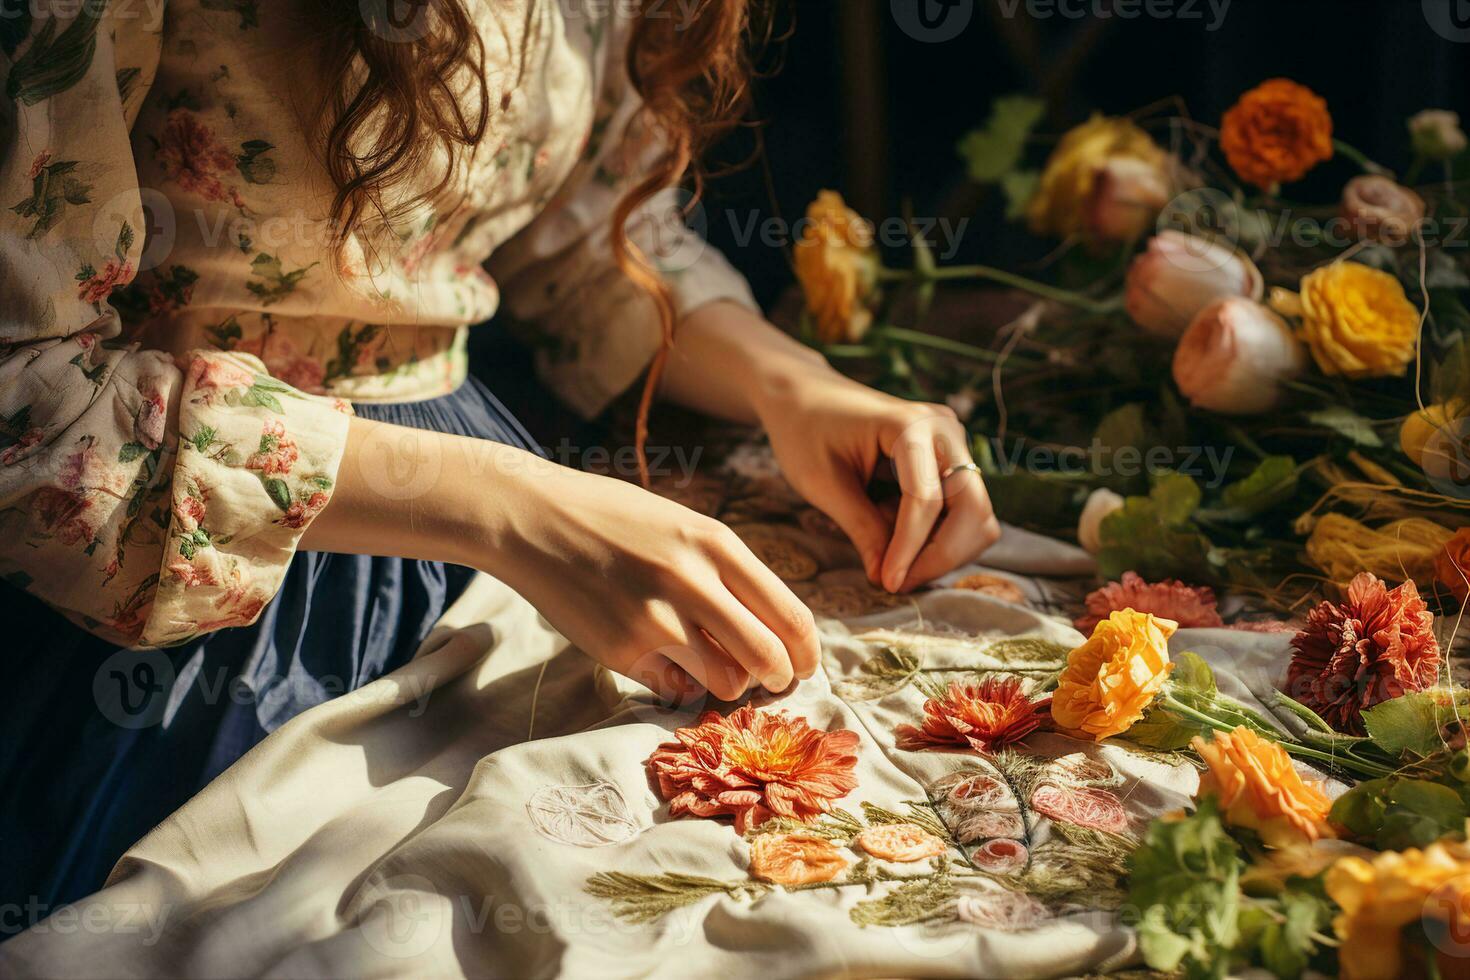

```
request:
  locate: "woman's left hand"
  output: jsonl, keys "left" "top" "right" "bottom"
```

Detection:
{"left": 755, "top": 369, "right": 1001, "bottom": 594}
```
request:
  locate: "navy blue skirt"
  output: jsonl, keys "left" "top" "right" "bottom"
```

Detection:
{"left": 0, "top": 377, "right": 541, "bottom": 925}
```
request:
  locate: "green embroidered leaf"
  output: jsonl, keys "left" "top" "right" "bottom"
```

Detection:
{"left": 986, "top": 636, "right": 1070, "bottom": 665}
{"left": 241, "top": 384, "right": 284, "bottom": 414}
{"left": 1305, "top": 406, "right": 1383, "bottom": 447}
{"left": 307, "top": 474, "right": 334, "bottom": 491}
{"left": 5, "top": 3, "right": 103, "bottom": 105}
{"left": 834, "top": 645, "right": 921, "bottom": 701}
{"left": 263, "top": 477, "right": 292, "bottom": 512}
{"left": 189, "top": 426, "right": 217, "bottom": 453}
{"left": 236, "top": 139, "right": 275, "bottom": 183}
{"left": 1127, "top": 797, "right": 1243, "bottom": 978}
{"left": 114, "top": 221, "right": 134, "bottom": 259}
{"left": 116, "top": 441, "right": 148, "bottom": 463}
{"left": 956, "top": 95, "right": 1045, "bottom": 184}
{"left": 585, "top": 872, "right": 765, "bottom": 924}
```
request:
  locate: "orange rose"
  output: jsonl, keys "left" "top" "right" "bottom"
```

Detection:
{"left": 1051, "top": 608, "right": 1176, "bottom": 740}
{"left": 1220, "top": 79, "right": 1333, "bottom": 190}
{"left": 794, "top": 191, "right": 879, "bottom": 344}
{"left": 1436, "top": 527, "right": 1470, "bottom": 601}
{"left": 853, "top": 824, "right": 947, "bottom": 862}
{"left": 748, "top": 833, "right": 849, "bottom": 885}
{"left": 1192, "top": 726, "right": 1333, "bottom": 849}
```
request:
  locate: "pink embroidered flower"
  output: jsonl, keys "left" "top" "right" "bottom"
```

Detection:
{"left": 167, "top": 558, "right": 217, "bottom": 588}
{"left": 646, "top": 705, "right": 861, "bottom": 834}
{"left": 277, "top": 491, "right": 328, "bottom": 529}
{"left": 955, "top": 888, "right": 1050, "bottom": 931}
{"left": 27, "top": 151, "right": 51, "bottom": 179}
{"left": 75, "top": 332, "right": 97, "bottom": 351}
{"left": 970, "top": 838, "right": 1029, "bottom": 874}
{"left": 32, "top": 487, "right": 96, "bottom": 546}
{"left": 156, "top": 109, "right": 239, "bottom": 205}
{"left": 1286, "top": 572, "right": 1441, "bottom": 735}
{"left": 1075, "top": 571, "right": 1225, "bottom": 634}
{"left": 57, "top": 442, "right": 125, "bottom": 495}
{"left": 1, "top": 428, "right": 45, "bottom": 466}
{"left": 1029, "top": 782, "right": 1130, "bottom": 833}
{"left": 246, "top": 420, "right": 299, "bottom": 476}
{"left": 102, "top": 557, "right": 120, "bottom": 582}
{"left": 135, "top": 391, "right": 167, "bottom": 450}
{"left": 77, "top": 259, "right": 134, "bottom": 305}
{"left": 186, "top": 356, "right": 255, "bottom": 394}
{"left": 173, "top": 493, "right": 206, "bottom": 533}
{"left": 895, "top": 677, "right": 1051, "bottom": 754}
{"left": 237, "top": 332, "right": 326, "bottom": 394}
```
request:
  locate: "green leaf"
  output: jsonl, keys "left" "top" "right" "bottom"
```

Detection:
{"left": 1331, "top": 776, "right": 1469, "bottom": 850}
{"left": 116, "top": 441, "right": 147, "bottom": 463}
{"left": 1150, "top": 471, "right": 1202, "bottom": 527}
{"left": 263, "top": 477, "right": 292, "bottom": 512}
{"left": 1220, "top": 455, "right": 1299, "bottom": 517}
{"left": 1126, "top": 705, "right": 1204, "bottom": 750}
{"left": 1305, "top": 407, "right": 1383, "bottom": 447}
{"left": 1172, "top": 651, "right": 1217, "bottom": 697}
{"left": 1361, "top": 688, "right": 1470, "bottom": 757}
{"left": 241, "top": 384, "right": 284, "bottom": 414}
{"left": 956, "top": 95, "right": 1046, "bottom": 184}
{"left": 5, "top": 4, "right": 103, "bottom": 105}
{"left": 1000, "top": 170, "right": 1039, "bottom": 220}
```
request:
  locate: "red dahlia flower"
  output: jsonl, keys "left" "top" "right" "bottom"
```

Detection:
{"left": 645, "top": 705, "right": 860, "bottom": 834}
{"left": 895, "top": 677, "right": 1051, "bottom": 754}
{"left": 1286, "top": 572, "right": 1441, "bottom": 735}
{"left": 1075, "top": 571, "right": 1225, "bottom": 634}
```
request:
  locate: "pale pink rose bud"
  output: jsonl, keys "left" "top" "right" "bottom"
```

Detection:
{"left": 1172, "top": 297, "right": 1307, "bottom": 415}
{"left": 1084, "top": 157, "right": 1171, "bottom": 242}
{"left": 1077, "top": 487, "right": 1125, "bottom": 555}
{"left": 1125, "top": 231, "right": 1264, "bottom": 338}
{"left": 1409, "top": 109, "right": 1468, "bottom": 161}
{"left": 1340, "top": 175, "right": 1425, "bottom": 244}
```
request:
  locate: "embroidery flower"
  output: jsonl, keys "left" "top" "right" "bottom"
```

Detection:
{"left": 1075, "top": 571, "right": 1225, "bottom": 634}
{"left": 853, "top": 824, "right": 947, "bottom": 862}
{"left": 173, "top": 492, "right": 207, "bottom": 533}
{"left": 1219, "top": 78, "right": 1333, "bottom": 189}
{"left": 1, "top": 428, "right": 44, "bottom": 465}
{"left": 645, "top": 705, "right": 860, "bottom": 834}
{"left": 32, "top": 487, "right": 96, "bottom": 546}
{"left": 156, "top": 109, "right": 245, "bottom": 209}
{"left": 949, "top": 573, "right": 1026, "bottom": 604}
{"left": 1029, "top": 782, "right": 1129, "bottom": 833}
{"left": 167, "top": 557, "right": 217, "bottom": 588}
{"left": 277, "top": 491, "right": 329, "bottom": 529}
{"left": 747, "top": 833, "right": 848, "bottom": 885}
{"left": 1192, "top": 726, "right": 1333, "bottom": 849}
{"left": 1286, "top": 572, "right": 1441, "bottom": 735}
{"left": 895, "top": 677, "right": 1051, "bottom": 754}
{"left": 77, "top": 258, "right": 134, "bottom": 305}
{"left": 27, "top": 150, "right": 51, "bottom": 179}
{"left": 955, "top": 887, "right": 1050, "bottom": 932}
{"left": 1051, "top": 609, "right": 1176, "bottom": 741}
{"left": 970, "top": 838, "right": 1028, "bottom": 874}
{"left": 186, "top": 356, "right": 255, "bottom": 395}
{"left": 1326, "top": 839, "right": 1470, "bottom": 980}
{"left": 246, "top": 420, "right": 299, "bottom": 477}
{"left": 135, "top": 391, "right": 167, "bottom": 450}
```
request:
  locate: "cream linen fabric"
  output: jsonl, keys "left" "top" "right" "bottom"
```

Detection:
{"left": 0, "top": 0, "right": 756, "bottom": 645}
{"left": 0, "top": 524, "right": 1308, "bottom": 980}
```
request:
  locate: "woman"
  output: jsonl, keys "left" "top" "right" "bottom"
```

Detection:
{"left": 0, "top": 0, "right": 997, "bottom": 912}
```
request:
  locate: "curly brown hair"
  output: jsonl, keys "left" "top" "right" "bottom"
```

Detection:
{"left": 306, "top": 0, "right": 767, "bottom": 479}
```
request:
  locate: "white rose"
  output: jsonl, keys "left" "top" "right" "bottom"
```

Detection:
{"left": 1077, "top": 488, "right": 1125, "bottom": 555}
{"left": 1409, "top": 109, "right": 1468, "bottom": 161}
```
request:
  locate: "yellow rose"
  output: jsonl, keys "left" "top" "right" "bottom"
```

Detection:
{"left": 1327, "top": 839, "right": 1470, "bottom": 980}
{"left": 1051, "top": 608, "right": 1176, "bottom": 740}
{"left": 1027, "top": 115, "right": 1169, "bottom": 239}
{"left": 1285, "top": 262, "right": 1420, "bottom": 378}
{"left": 1191, "top": 726, "right": 1333, "bottom": 849}
{"left": 794, "top": 190, "right": 879, "bottom": 345}
{"left": 1305, "top": 512, "right": 1454, "bottom": 591}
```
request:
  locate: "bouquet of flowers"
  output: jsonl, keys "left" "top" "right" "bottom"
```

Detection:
{"left": 794, "top": 80, "right": 1470, "bottom": 616}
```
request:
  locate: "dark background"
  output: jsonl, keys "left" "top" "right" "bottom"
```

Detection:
{"left": 703, "top": 0, "right": 1470, "bottom": 305}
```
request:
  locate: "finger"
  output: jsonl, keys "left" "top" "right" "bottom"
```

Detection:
{"left": 717, "top": 557, "right": 821, "bottom": 683}
{"left": 623, "top": 653, "right": 704, "bottom": 705}
{"left": 819, "top": 475, "right": 891, "bottom": 584}
{"left": 901, "top": 473, "right": 1002, "bottom": 589}
{"left": 660, "top": 627, "right": 751, "bottom": 702}
{"left": 880, "top": 428, "right": 945, "bottom": 592}
{"left": 701, "top": 592, "right": 797, "bottom": 693}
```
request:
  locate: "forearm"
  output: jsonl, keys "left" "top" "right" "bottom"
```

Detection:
{"left": 659, "top": 301, "right": 836, "bottom": 425}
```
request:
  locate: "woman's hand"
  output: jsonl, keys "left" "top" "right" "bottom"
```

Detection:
{"left": 301, "top": 418, "right": 819, "bottom": 702}
{"left": 755, "top": 370, "right": 1001, "bottom": 593}
{"left": 661, "top": 302, "right": 1001, "bottom": 594}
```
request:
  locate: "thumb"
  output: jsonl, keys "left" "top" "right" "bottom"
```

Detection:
{"left": 820, "top": 476, "right": 892, "bottom": 584}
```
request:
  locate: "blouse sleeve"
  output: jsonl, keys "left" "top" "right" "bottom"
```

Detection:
{"left": 0, "top": 9, "right": 350, "bottom": 647}
{"left": 486, "top": 19, "right": 760, "bottom": 419}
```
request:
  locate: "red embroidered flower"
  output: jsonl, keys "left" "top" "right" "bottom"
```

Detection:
{"left": 277, "top": 491, "right": 329, "bottom": 529}
{"left": 1, "top": 428, "right": 44, "bottom": 466}
{"left": 970, "top": 838, "right": 1028, "bottom": 873}
{"left": 156, "top": 109, "right": 239, "bottom": 205}
{"left": 167, "top": 558, "right": 217, "bottom": 588}
{"left": 246, "top": 420, "right": 299, "bottom": 477}
{"left": 32, "top": 487, "right": 95, "bottom": 546}
{"left": 1286, "top": 572, "right": 1441, "bottom": 735}
{"left": 895, "top": 677, "right": 1051, "bottom": 754}
{"left": 77, "top": 258, "right": 134, "bottom": 305}
{"left": 135, "top": 391, "right": 167, "bottom": 450}
{"left": 27, "top": 151, "right": 51, "bottom": 179}
{"left": 645, "top": 705, "right": 860, "bottom": 834}
{"left": 187, "top": 356, "right": 255, "bottom": 394}
{"left": 1075, "top": 571, "right": 1224, "bottom": 634}
{"left": 1029, "top": 782, "right": 1130, "bottom": 833}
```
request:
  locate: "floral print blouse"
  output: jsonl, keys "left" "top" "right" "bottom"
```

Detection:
{"left": 0, "top": 1, "right": 757, "bottom": 646}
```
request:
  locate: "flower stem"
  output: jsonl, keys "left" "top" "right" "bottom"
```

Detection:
{"left": 869, "top": 325, "right": 1010, "bottom": 363}
{"left": 1333, "top": 139, "right": 1393, "bottom": 179}
{"left": 879, "top": 264, "right": 1118, "bottom": 315}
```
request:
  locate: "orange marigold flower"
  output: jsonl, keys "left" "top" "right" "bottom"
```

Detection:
{"left": 853, "top": 823, "right": 947, "bottom": 862}
{"left": 645, "top": 705, "right": 861, "bottom": 834}
{"left": 748, "top": 832, "right": 849, "bottom": 885}
{"left": 1220, "top": 79, "right": 1333, "bottom": 190}
{"left": 1075, "top": 571, "right": 1225, "bottom": 634}
{"left": 1435, "top": 527, "right": 1470, "bottom": 602}
{"left": 1286, "top": 572, "right": 1441, "bottom": 735}
{"left": 1192, "top": 726, "right": 1333, "bottom": 849}
{"left": 895, "top": 677, "right": 1051, "bottom": 754}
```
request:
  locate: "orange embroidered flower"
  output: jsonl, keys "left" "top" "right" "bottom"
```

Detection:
{"left": 748, "top": 833, "right": 849, "bottom": 885}
{"left": 1075, "top": 572, "right": 1224, "bottom": 634}
{"left": 1435, "top": 527, "right": 1470, "bottom": 602}
{"left": 853, "top": 824, "right": 947, "bottom": 862}
{"left": 1219, "top": 79, "right": 1333, "bottom": 189}
{"left": 951, "top": 573, "right": 1026, "bottom": 604}
{"left": 895, "top": 677, "right": 1050, "bottom": 754}
{"left": 1287, "top": 572, "right": 1441, "bottom": 735}
{"left": 1051, "top": 609, "right": 1176, "bottom": 741}
{"left": 1192, "top": 727, "right": 1333, "bottom": 849}
{"left": 646, "top": 705, "right": 861, "bottom": 834}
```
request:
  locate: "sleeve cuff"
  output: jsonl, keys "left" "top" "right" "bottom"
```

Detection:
{"left": 140, "top": 351, "right": 352, "bottom": 647}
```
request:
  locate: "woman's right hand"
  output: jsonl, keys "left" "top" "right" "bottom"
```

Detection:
{"left": 301, "top": 418, "right": 820, "bottom": 702}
